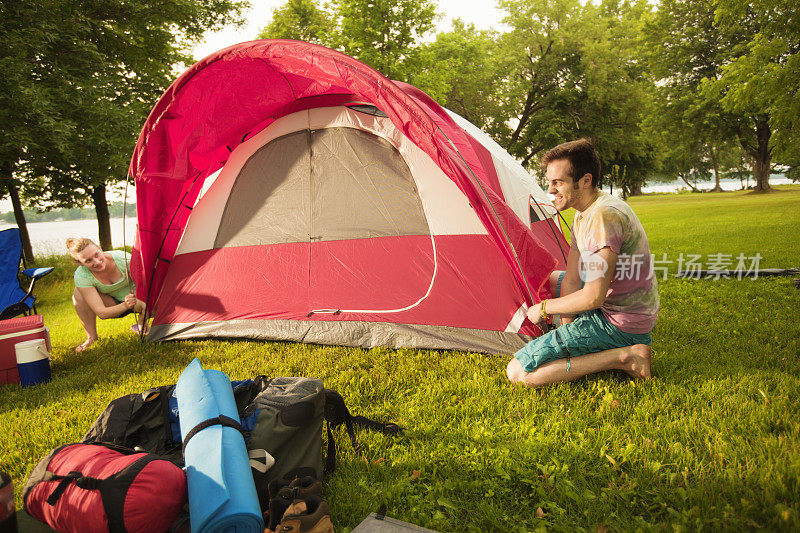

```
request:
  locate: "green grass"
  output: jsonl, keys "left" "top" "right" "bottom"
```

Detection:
{"left": 2, "top": 187, "right": 799, "bottom": 531}
{"left": 629, "top": 185, "right": 800, "bottom": 269}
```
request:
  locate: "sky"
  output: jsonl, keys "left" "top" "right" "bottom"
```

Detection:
{"left": 192, "top": 0, "right": 509, "bottom": 60}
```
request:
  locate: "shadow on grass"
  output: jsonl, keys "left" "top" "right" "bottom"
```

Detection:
{"left": 0, "top": 336, "right": 199, "bottom": 415}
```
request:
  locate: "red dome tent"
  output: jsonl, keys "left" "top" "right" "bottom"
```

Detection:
{"left": 129, "top": 40, "right": 568, "bottom": 353}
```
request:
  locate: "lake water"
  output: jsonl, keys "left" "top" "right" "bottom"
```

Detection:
{"left": 0, "top": 217, "right": 138, "bottom": 256}
{"left": 640, "top": 176, "right": 793, "bottom": 194}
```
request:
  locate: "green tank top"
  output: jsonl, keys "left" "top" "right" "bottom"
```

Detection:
{"left": 73, "top": 250, "right": 134, "bottom": 301}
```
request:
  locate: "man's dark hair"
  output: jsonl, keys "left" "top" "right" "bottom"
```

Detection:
{"left": 541, "top": 138, "right": 602, "bottom": 188}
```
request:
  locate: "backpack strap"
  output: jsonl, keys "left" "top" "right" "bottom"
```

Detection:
{"left": 323, "top": 389, "right": 402, "bottom": 473}
{"left": 43, "top": 471, "right": 100, "bottom": 506}
{"left": 234, "top": 376, "right": 273, "bottom": 413}
{"left": 182, "top": 415, "right": 244, "bottom": 450}
{"left": 158, "top": 387, "right": 179, "bottom": 452}
{"left": 324, "top": 422, "right": 339, "bottom": 475}
{"left": 351, "top": 415, "right": 403, "bottom": 435}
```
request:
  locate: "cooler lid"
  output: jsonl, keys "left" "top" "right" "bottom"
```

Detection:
{"left": 0, "top": 314, "right": 44, "bottom": 334}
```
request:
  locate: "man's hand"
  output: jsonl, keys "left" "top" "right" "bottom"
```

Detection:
{"left": 526, "top": 302, "right": 545, "bottom": 325}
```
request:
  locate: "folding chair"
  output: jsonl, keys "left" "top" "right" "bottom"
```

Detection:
{"left": 0, "top": 228, "right": 54, "bottom": 320}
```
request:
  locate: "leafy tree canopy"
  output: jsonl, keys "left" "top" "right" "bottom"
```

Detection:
{"left": 259, "top": 0, "right": 437, "bottom": 81}
{"left": 1, "top": 0, "right": 246, "bottom": 249}
{"left": 645, "top": 0, "right": 792, "bottom": 190}
{"left": 490, "top": 0, "right": 656, "bottom": 195}
{"left": 258, "top": 0, "right": 335, "bottom": 45}
{"left": 710, "top": 0, "right": 800, "bottom": 175}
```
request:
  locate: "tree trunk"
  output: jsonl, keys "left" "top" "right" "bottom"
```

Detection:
{"left": 750, "top": 116, "right": 771, "bottom": 191}
{"left": 679, "top": 172, "right": 700, "bottom": 192}
{"left": 754, "top": 157, "right": 770, "bottom": 191}
{"left": 92, "top": 185, "right": 112, "bottom": 250}
{"left": 0, "top": 162, "right": 35, "bottom": 264}
{"left": 710, "top": 145, "right": 722, "bottom": 192}
{"left": 629, "top": 181, "right": 643, "bottom": 196}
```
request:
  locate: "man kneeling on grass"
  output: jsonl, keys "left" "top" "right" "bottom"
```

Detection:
{"left": 507, "top": 139, "right": 659, "bottom": 388}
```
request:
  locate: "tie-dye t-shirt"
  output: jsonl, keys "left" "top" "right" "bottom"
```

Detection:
{"left": 571, "top": 191, "right": 659, "bottom": 334}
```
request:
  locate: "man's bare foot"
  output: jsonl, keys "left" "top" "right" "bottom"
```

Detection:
{"left": 75, "top": 337, "right": 98, "bottom": 352}
{"left": 620, "top": 344, "right": 652, "bottom": 380}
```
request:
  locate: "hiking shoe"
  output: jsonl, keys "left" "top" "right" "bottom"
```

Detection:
{"left": 268, "top": 476, "right": 293, "bottom": 500}
{"left": 283, "top": 499, "right": 308, "bottom": 517}
{"left": 273, "top": 497, "right": 333, "bottom": 533}
{"left": 268, "top": 473, "right": 322, "bottom": 500}
{"left": 288, "top": 476, "right": 323, "bottom": 499}
{"left": 265, "top": 492, "right": 295, "bottom": 531}
{"left": 265, "top": 476, "right": 323, "bottom": 529}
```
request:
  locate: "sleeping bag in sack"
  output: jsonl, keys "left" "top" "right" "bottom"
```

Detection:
{"left": 22, "top": 443, "right": 186, "bottom": 533}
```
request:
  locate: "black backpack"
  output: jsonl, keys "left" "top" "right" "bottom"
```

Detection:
{"left": 82, "top": 376, "right": 401, "bottom": 510}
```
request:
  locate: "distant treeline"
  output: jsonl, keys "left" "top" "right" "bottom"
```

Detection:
{"left": 0, "top": 203, "right": 136, "bottom": 224}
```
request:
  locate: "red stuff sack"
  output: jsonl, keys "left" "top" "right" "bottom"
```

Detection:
{"left": 22, "top": 443, "right": 186, "bottom": 533}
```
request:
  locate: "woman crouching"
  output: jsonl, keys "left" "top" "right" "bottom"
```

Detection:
{"left": 66, "top": 238, "right": 145, "bottom": 352}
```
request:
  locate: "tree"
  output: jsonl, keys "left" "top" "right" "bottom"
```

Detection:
{"left": 646, "top": 0, "right": 790, "bottom": 191}
{"left": 491, "top": 0, "right": 585, "bottom": 164}
{"left": 330, "top": 0, "right": 438, "bottom": 80}
{"left": 1, "top": 0, "right": 246, "bottom": 253}
{"left": 260, "top": 0, "right": 439, "bottom": 83}
{"left": 258, "top": 0, "right": 335, "bottom": 45}
{"left": 260, "top": 0, "right": 439, "bottom": 82}
{"left": 410, "top": 20, "right": 501, "bottom": 126}
{"left": 0, "top": 0, "right": 81, "bottom": 262}
{"left": 644, "top": 112, "right": 711, "bottom": 193}
{"left": 580, "top": 0, "right": 657, "bottom": 196}
{"left": 709, "top": 0, "right": 800, "bottom": 187}
{"left": 23, "top": 69, "right": 148, "bottom": 249}
{"left": 492, "top": 0, "right": 656, "bottom": 192}
{"left": 642, "top": 75, "right": 740, "bottom": 193}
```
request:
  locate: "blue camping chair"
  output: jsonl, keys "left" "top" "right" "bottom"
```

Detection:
{"left": 0, "top": 228, "right": 54, "bottom": 320}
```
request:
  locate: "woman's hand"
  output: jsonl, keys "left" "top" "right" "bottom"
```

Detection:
{"left": 123, "top": 293, "right": 137, "bottom": 309}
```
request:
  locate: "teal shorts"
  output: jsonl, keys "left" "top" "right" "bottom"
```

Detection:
{"left": 514, "top": 272, "right": 651, "bottom": 372}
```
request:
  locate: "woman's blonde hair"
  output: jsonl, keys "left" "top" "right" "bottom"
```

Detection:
{"left": 66, "top": 237, "right": 99, "bottom": 255}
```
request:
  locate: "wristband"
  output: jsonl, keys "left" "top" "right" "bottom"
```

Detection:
{"left": 541, "top": 299, "right": 551, "bottom": 321}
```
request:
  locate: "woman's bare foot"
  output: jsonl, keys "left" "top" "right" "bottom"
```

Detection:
{"left": 620, "top": 344, "right": 652, "bottom": 380}
{"left": 75, "top": 336, "right": 98, "bottom": 352}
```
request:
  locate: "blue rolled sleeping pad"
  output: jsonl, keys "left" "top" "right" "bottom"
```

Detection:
{"left": 176, "top": 358, "right": 264, "bottom": 533}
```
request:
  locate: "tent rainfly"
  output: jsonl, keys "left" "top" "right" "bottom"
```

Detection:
{"left": 129, "top": 40, "right": 569, "bottom": 354}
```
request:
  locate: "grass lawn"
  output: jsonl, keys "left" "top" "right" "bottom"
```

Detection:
{"left": 2, "top": 186, "right": 799, "bottom": 531}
